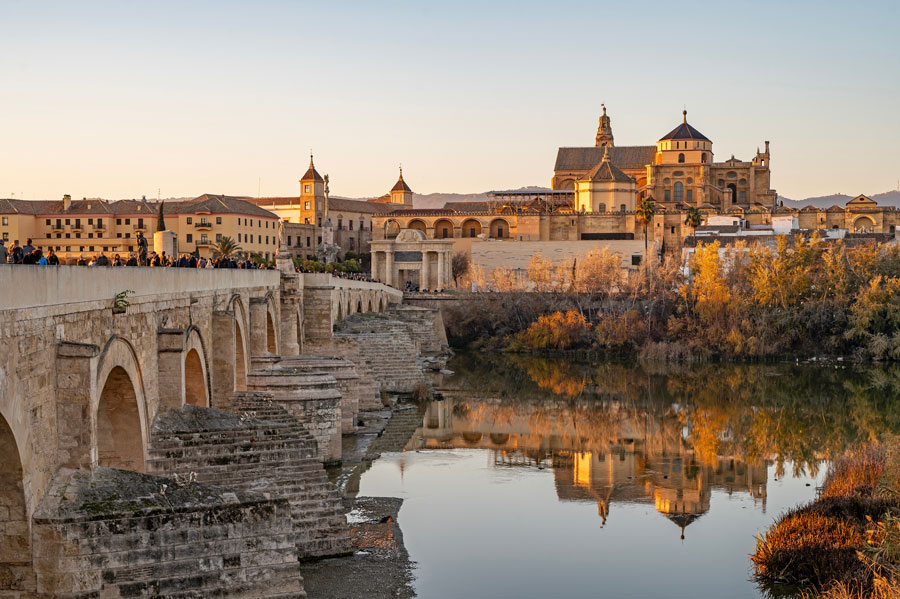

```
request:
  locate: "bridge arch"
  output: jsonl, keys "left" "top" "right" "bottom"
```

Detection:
{"left": 95, "top": 336, "right": 148, "bottom": 473}
{"left": 228, "top": 295, "right": 250, "bottom": 391}
{"left": 0, "top": 367, "right": 34, "bottom": 594}
{"left": 184, "top": 326, "right": 209, "bottom": 408}
{"left": 264, "top": 292, "right": 279, "bottom": 355}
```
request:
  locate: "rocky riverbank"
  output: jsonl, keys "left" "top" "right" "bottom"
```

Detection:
{"left": 298, "top": 400, "right": 424, "bottom": 599}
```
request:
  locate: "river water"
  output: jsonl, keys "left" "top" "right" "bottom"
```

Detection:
{"left": 357, "top": 354, "right": 900, "bottom": 599}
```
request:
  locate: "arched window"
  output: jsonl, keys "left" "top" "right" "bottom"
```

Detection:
{"left": 620, "top": 204, "right": 626, "bottom": 213}
{"left": 598, "top": 203, "right": 606, "bottom": 213}
{"left": 701, "top": 153, "right": 707, "bottom": 163}
{"left": 674, "top": 182, "right": 684, "bottom": 203}
{"left": 678, "top": 153, "right": 685, "bottom": 163}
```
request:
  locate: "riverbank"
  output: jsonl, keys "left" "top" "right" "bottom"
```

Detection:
{"left": 298, "top": 401, "right": 422, "bottom": 599}
{"left": 439, "top": 241, "right": 900, "bottom": 362}
{"left": 752, "top": 442, "right": 900, "bottom": 598}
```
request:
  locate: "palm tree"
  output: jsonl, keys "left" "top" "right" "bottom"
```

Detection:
{"left": 213, "top": 236, "right": 242, "bottom": 259}
{"left": 635, "top": 196, "right": 657, "bottom": 263}
{"left": 684, "top": 206, "right": 702, "bottom": 233}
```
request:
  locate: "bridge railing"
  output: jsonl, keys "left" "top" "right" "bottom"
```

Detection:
{"left": 0, "top": 265, "right": 279, "bottom": 311}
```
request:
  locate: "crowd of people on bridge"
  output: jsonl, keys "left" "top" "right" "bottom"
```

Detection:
{"left": 0, "top": 238, "right": 269, "bottom": 269}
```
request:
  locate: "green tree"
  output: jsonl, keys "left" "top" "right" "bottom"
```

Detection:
{"left": 212, "top": 236, "right": 242, "bottom": 259}
{"left": 683, "top": 206, "right": 702, "bottom": 231}
{"left": 635, "top": 196, "right": 657, "bottom": 263}
{"left": 156, "top": 201, "right": 166, "bottom": 232}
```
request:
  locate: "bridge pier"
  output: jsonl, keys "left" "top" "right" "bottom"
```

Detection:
{"left": 54, "top": 342, "right": 99, "bottom": 471}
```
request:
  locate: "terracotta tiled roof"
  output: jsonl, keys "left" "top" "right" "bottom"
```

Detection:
{"left": 328, "top": 197, "right": 396, "bottom": 214}
{"left": 554, "top": 146, "right": 656, "bottom": 172}
{"left": 583, "top": 159, "right": 634, "bottom": 183}
{"left": 168, "top": 195, "right": 279, "bottom": 218}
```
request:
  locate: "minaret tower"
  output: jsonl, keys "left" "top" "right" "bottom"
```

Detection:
{"left": 595, "top": 104, "right": 614, "bottom": 147}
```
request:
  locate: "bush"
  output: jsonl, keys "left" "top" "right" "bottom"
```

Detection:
{"left": 509, "top": 310, "right": 593, "bottom": 351}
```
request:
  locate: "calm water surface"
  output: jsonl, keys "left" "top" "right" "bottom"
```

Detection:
{"left": 358, "top": 355, "right": 900, "bottom": 599}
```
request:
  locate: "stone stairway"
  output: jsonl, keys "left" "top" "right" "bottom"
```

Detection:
{"left": 147, "top": 398, "right": 351, "bottom": 560}
{"left": 302, "top": 337, "right": 383, "bottom": 411}
{"left": 334, "top": 314, "right": 426, "bottom": 394}
{"left": 368, "top": 403, "right": 426, "bottom": 455}
{"left": 32, "top": 467, "right": 306, "bottom": 599}
{"left": 386, "top": 305, "right": 449, "bottom": 356}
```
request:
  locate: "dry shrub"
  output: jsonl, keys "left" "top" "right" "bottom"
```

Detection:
{"left": 823, "top": 444, "right": 888, "bottom": 499}
{"left": 511, "top": 310, "right": 592, "bottom": 351}
{"left": 753, "top": 509, "right": 866, "bottom": 588}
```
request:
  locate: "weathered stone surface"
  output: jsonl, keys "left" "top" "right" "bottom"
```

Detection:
{"left": 148, "top": 400, "right": 351, "bottom": 560}
{"left": 32, "top": 467, "right": 305, "bottom": 598}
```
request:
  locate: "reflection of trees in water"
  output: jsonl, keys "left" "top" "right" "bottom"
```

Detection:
{"left": 442, "top": 353, "right": 900, "bottom": 474}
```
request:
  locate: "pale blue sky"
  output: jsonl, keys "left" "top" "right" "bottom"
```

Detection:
{"left": 1, "top": 0, "right": 898, "bottom": 201}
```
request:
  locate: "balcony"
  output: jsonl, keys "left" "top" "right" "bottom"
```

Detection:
{"left": 50, "top": 224, "right": 64, "bottom": 231}
{"left": 133, "top": 223, "right": 148, "bottom": 232}
{"left": 194, "top": 221, "right": 213, "bottom": 230}
{"left": 93, "top": 222, "right": 107, "bottom": 232}
{"left": 195, "top": 239, "right": 213, "bottom": 247}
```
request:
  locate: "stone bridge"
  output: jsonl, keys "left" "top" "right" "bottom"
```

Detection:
{"left": 0, "top": 264, "right": 427, "bottom": 598}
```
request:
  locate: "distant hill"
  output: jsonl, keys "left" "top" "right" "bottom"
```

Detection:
{"left": 780, "top": 190, "right": 900, "bottom": 209}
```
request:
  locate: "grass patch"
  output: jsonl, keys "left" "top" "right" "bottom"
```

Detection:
{"left": 753, "top": 443, "right": 900, "bottom": 598}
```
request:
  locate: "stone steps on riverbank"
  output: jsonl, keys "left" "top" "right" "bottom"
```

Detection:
{"left": 148, "top": 399, "right": 351, "bottom": 560}
{"left": 278, "top": 355, "right": 362, "bottom": 434}
{"left": 368, "top": 405, "right": 426, "bottom": 455}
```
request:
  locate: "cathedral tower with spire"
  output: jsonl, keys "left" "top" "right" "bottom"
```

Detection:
{"left": 389, "top": 166, "right": 414, "bottom": 207}
{"left": 595, "top": 104, "right": 614, "bottom": 147}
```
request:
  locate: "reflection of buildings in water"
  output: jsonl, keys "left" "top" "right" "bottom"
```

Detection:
{"left": 409, "top": 399, "right": 768, "bottom": 537}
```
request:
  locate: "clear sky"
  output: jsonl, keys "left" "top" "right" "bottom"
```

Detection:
{"left": 1, "top": 0, "right": 898, "bottom": 201}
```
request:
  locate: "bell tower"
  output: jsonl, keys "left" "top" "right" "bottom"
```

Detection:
{"left": 595, "top": 104, "right": 614, "bottom": 147}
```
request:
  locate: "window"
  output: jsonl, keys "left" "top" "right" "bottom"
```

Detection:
{"left": 186, "top": 234, "right": 193, "bottom": 243}
{"left": 620, "top": 204, "right": 626, "bottom": 213}
{"left": 186, "top": 217, "right": 192, "bottom": 224}
{"left": 318, "top": 236, "right": 322, "bottom": 244}
{"left": 349, "top": 220, "right": 354, "bottom": 231}
{"left": 739, "top": 191, "right": 747, "bottom": 202}
{"left": 304, "top": 185, "right": 311, "bottom": 193}
{"left": 287, "top": 235, "right": 292, "bottom": 247}
{"left": 632, "top": 255, "right": 642, "bottom": 266}
{"left": 201, "top": 234, "right": 208, "bottom": 243}
{"left": 678, "top": 153, "right": 685, "bottom": 163}
{"left": 318, "top": 218, "right": 322, "bottom": 227}
{"left": 65, "top": 219, "right": 70, "bottom": 225}
{"left": 237, "top": 233, "right": 241, "bottom": 242}
{"left": 117, "top": 233, "right": 122, "bottom": 238}
{"left": 265, "top": 236, "right": 269, "bottom": 244}
{"left": 664, "top": 190, "right": 671, "bottom": 202}
{"left": 1, "top": 233, "right": 7, "bottom": 241}
{"left": 701, "top": 153, "right": 707, "bottom": 163}
{"left": 89, "top": 246, "right": 94, "bottom": 252}
{"left": 304, "top": 218, "right": 310, "bottom": 224}
{"left": 739, "top": 178, "right": 747, "bottom": 185}
{"left": 304, "top": 201, "right": 311, "bottom": 210}
{"left": 125, "top": 218, "right": 130, "bottom": 225}
{"left": 88, "top": 218, "right": 93, "bottom": 225}
{"left": 349, "top": 238, "right": 355, "bottom": 250}
{"left": 674, "top": 182, "right": 684, "bottom": 203}
{"left": 687, "top": 177, "right": 693, "bottom": 184}
{"left": 216, "top": 216, "right": 222, "bottom": 224}
{"left": 75, "top": 219, "right": 81, "bottom": 228}
{"left": 45, "top": 219, "right": 51, "bottom": 225}
{"left": 686, "top": 189, "right": 693, "bottom": 203}
{"left": 673, "top": 171, "right": 684, "bottom": 177}
{"left": 1, "top": 217, "right": 7, "bottom": 226}
{"left": 97, "top": 219, "right": 103, "bottom": 228}
{"left": 75, "top": 233, "right": 81, "bottom": 239}
{"left": 727, "top": 172, "right": 737, "bottom": 179}
{"left": 56, "top": 234, "right": 61, "bottom": 239}
{"left": 116, "top": 218, "right": 122, "bottom": 225}
{"left": 338, "top": 218, "right": 343, "bottom": 229}
{"left": 88, "top": 233, "right": 93, "bottom": 239}
{"left": 216, "top": 233, "right": 222, "bottom": 241}
{"left": 598, "top": 203, "right": 606, "bottom": 212}
{"left": 56, "top": 219, "right": 61, "bottom": 227}
{"left": 671, "top": 226, "right": 676, "bottom": 234}
{"left": 125, "top": 233, "right": 130, "bottom": 238}
{"left": 306, "top": 237, "right": 311, "bottom": 247}
{"left": 663, "top": 178, "right": 671, "bottom": 185}
{"left": 137, "top": 218, "right": 144, "bottom": 228}
{"left": 65, "top": 233, "right": 70, "bottom": 238}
